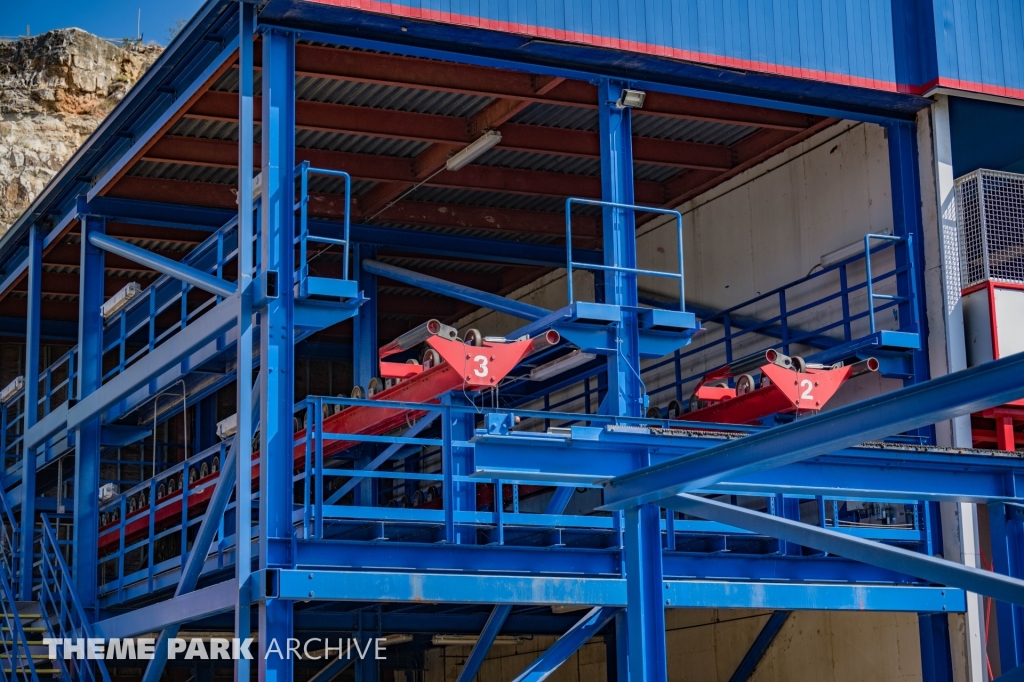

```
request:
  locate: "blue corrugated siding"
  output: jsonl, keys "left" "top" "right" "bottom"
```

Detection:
{"left": 311, "top": 0, "right": 1024, "bottom": 99}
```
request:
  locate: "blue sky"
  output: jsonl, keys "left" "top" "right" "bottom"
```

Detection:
{"left": 1, "top": 0, "right": 206, "bottom": 45}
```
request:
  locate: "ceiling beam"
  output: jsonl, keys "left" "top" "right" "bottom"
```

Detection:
{"left": 186, "top": 91, "right": 734, "bottom": 171}
{"left": 142, "top": 136, "right": 667, "bottom": 203}
{"left": 356, "top": 76, "right": 565, "bottom": 217}
{"left": 373, "top": 200, "right": 597, "bottom": 238}
{"left": 271, "top": 45, "right": 815, "bottom": 131}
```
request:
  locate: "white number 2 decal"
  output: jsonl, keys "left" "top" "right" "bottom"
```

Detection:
{"left": 800, "top": 379, "right": 814, "bottom": 400}
{"left": 473, "top": 355, "right": 489, "bottom": 377}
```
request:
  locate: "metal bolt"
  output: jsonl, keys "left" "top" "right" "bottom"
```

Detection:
{"left": 309, "top": 591, "right": 314, "bottom": 598}
{"left": 308, "top": 573, "right": 313, "bottom": 579}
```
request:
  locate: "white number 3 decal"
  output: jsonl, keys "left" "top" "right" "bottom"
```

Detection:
{"left": 800, "top": 379, "right": 814, "bottom": 400}
{"left": 473, "top": 355, "right": 489, "bottom": 377}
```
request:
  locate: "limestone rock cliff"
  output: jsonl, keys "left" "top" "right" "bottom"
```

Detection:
{"left": 0, "top": 29, "right": 162, "bottom": 233}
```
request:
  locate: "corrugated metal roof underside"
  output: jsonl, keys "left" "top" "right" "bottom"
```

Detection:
{"left": 212, "top": 68, "right": 495, "bottom": 117}
{"left": 511, "top": 102, "right": 757, "bottom": 146}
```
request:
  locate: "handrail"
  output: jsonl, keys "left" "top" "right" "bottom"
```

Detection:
{"left": 565, "top": 198, "right": 685, "bottom": 310}
{"left": 0, "top": 483, "right": 20, "bottom": 594}
{"left": 295, "top": 162, "right": 352, "bottom": 281}
{"left": 864, "top": 233, "right": 915, "bottom": 333}
{"left": 0, "top": 555, "right": 38, "bottom": 681}
{"left": 38, "top": 515, "right": 111, "bottom": 682}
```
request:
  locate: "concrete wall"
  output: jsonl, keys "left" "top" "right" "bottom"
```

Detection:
{"left": 408, "top": 609, "right": 923, "bottom": 682}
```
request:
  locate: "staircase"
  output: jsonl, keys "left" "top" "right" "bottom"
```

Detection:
{"left": 0, "top": 479, "right": 111, "bottom": 681}
{"left": 0, "top": 601, "right": 59, "bottom": 678}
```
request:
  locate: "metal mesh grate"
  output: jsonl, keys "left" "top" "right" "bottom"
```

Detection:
{"left": 954, "top": 169, "right": 1024, "bottom": 288}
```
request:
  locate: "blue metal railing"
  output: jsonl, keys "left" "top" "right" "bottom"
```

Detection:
{"left": 0, "top": 556, "right": 37, "bottom": 681}
{"left": 864, "top": 233, "right": 917, "bottom": 334}
{"left": 38, "top": 515, "right": 111, "bottom": 682}
{"left": 565, "top": 198, "right": 685, "bottom": 310}
{"left": 295, "top": 162, "right": 352, "bottom": 282}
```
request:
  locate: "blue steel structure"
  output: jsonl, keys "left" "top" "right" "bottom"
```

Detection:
{"left": 0, "top": 0, "right": 1023, "bottom": 680}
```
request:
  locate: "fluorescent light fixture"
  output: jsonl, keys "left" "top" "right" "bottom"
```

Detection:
{"left": 529, "top": 350, "right": 597, "bottom": 382}
{"left": 617, "top": 88, "right": 646, "bottom": 109}
{"left": 0, "top": 376, "right": 24, "bottom": 404}
{"left": 446, "top": 130, "right": 502, "bottom": 171}
{"left": 101, "top": 282, "right": 141, "bottom": 319}
{"left": 217, "top": 413, "right": 238, "bottom": 440}
{"left": 432, "top": 635, "right": 524, "bottom": 647}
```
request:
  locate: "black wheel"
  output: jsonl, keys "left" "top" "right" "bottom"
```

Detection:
{"left": 129, "top": 498, "right": 137, "bottom": 513}
{"left": 101, "top": 513, "right": 109, "bottom": 527}
{"left": 426, "top": 486, "right": 438, "bottom": 502}
{"left": 188, "top": 468, "right": 197, "bottom": 484}
{"left": 350, "top": 385, "right": 366, "bottom": 399}
{"left": 689, "top": 393, "right": 701, "bottom": 413}
{"left": 792, "top": 356, "right": 807, "bottom": 373}
{"left": 178, "top": 473, "right": 184, "bottom": 491}
{"left": 167, "top": 477, "right": 176, "bottom": 494}
{"left": 398, "top": 495, "right": 410, "bottom": 508}
{"left": 646, "top": 406, "right": 661, "bottom": 418}
{"left": 667, "top": 399, "right": 683, "bottom": 419}
{"left": 735, "top": 374, "right": 755, "bottom": 395}
{"left": 465, "top": 329, "right": 484, "bottom": 347}
{"left": 112, "top": 509, "right": 119, "bottom": 522}
{"left": 413, "top": 490, "right": 424, "bottom": 506}
{"left": 157, "top": 484, "right": 166, "bottom": 500}
{"left": 212, "top": 456, "right": 219, "bottom": 473}
{"left": 200, "top": 462, "right": 210, "bottom": 478}
{"left": 421, "top": 348, "right": 441, "bottom": 368}
{"left": 367, "top": 377, "right": 384, "bottom": 397}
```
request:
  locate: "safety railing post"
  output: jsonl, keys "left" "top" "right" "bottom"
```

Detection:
{"left": 315, "top": 397, "right": 324, "bottom": 539}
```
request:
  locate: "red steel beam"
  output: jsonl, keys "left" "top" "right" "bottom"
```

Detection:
{"left": 142, "top": 136, "right": 667, "bottom": 203}
{"left": 186, "top": 91, "right": 734, "bottom": 171}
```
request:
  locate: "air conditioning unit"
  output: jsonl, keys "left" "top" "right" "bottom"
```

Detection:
{"left": 216, "top": 413, "right": 238, "bottom": 440}
{"left": 98, "top": 483, "right": 118, "bottom": 502}
{"left": 0, "top": 376, "right": 24, "bottom": 404}
{"left": 101, "top": 282, "right": 141, "bottom": 319}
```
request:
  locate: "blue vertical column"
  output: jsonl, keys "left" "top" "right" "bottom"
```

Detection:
{"left": 258, "top": 25, "right": 295, "bottom": 682}
{"left": 74, "top": 210, "right": 105, "bottom": 612}
{"left": 597, "top": 78, "right": 666, "bottom": 682}
{"left": 235, "top": 3, "right": 256, "bottom": 681}
{"left": 441, "top": 393, "right": 476, "bottom": 545}
{"left": 886, "top": 120, "right": 930, "bottom": 389}
{"left": 990, "top": 500, "right": 1024, "bottom": 674}
{"left": 352, "top": 245, "right": 378, "bottom": 508}
{"left": 18, "top": 224, "right": 42, "bottom": 600}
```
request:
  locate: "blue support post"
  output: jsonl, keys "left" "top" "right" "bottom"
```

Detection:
{"left": 596, "top": 77, "right": 665, "bottom": 682}
{"left": 258, "top": 25, "right": 296, "bottom": 681}
{"left": 511, "top": 607, "right": 620, "bottom": 682}
{"left": 885, "top": 120, "right": 931, "bottom": 397}
{"left": 18, "top": 224, "right": 42, "bottom": 600}
{"left": 73, "top": 213, "right": 105, "bottom": 614}
{"left": 442, "top": 393, "right": 477, "bottom": 545}
{"left": 992, "top": 502, "right": 1024, "bottom": 674}
{"left": 727, "top": 611, "right": 791, "bottom": 682}
{"left": 457, "top": 604, "right": 512, "bottom": 682}
{"left": 353, "top": 245, "right": 378, "bottom": 509}
{"left": 236, "top": 7, "right": 256, "bottom": 681}
{"left": 918, "top": 613, "right": 955, "bottom": 682}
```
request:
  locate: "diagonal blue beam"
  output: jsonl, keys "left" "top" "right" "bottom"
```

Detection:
{"left": 88, "top": 231, "right": 236, "bottom": 298}
{"left": 664, "top": 493, "right": 1024, "bottom": 607}
{"left": 457, "top": 605, "right": 513, "bottom": 682}
{"left": 603, "top": 351, "right": 1024, "bottom": 510}
{"left": 362, "top": 259, "right": 549, "bottom": 320}
{"left": 329, "top": 412, "right": 440, "bottom": 503}
{"left": 728, "top": 611, "right": 791, "bottom": 682}
{"left": 511, "top": 606, "right": 620, "bottom": 682}
{"left": 141, "top": 434, "right": 241, "bottom": 682}
{"left": 309, "top": 655, "right": 354, "bottom": 682}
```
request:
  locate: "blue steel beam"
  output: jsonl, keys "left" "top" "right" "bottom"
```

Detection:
{"left": 663, "top": 493, "right": 1024, "bottom": 607}
{"left": 93, "top": 579, "right": 238, "bottom": 639}
{"left": 64, "top": 294, "right": 240, "bottom": 432}
{"left": 362, "top": 259, "right": 549, "bottom": 320}
{"left": 602, "top": 350, "right": 1024, "bottom": 509}
{"left": 991, "top": 501, "right": 1024, "bottom": 674}
{"left": 18, "top": 224, "right": 41, "bottom": 600}
{"left": 728, "top": 611, "right": 791, "bottom": 682}
{"left": 87, "top": 231, "right": 235, "bottom": 298}
{"left": 472, "top": 431, "right": 1024, "bottom": 502}
{"left": 457, "top": 605, "right": 513, "bottom": 682}
{"left": 259, "top": 26, "right": 296, "bottom": 681}
{"left": 511, "top": 607, "right": 620, "bottom": 682}
{"left": 73, "top": 214, "right": 105, "bottom": 612}
{"left": 141, "top": 436, "right": 239, "bottom": 682}
{"left": 994, "top": 663, "right": 1024, "bottom": 682}
{"left": 235, "top": 6, "right": 256, "bottom": 681}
